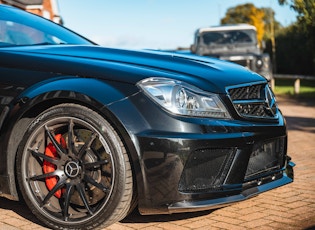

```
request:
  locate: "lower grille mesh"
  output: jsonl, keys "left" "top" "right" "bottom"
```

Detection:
{"left": 179, "top": 148, "right": 235, "bottom": 192}
{"left": 245, "top": 138, "right": 285, "bottom": 180}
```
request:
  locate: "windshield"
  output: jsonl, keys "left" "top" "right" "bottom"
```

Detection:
{"left": 200, "top": 29, "right": 257, "bottom": 45}
{"left": 0, "top": 5, "right": 93, "bottom": 47}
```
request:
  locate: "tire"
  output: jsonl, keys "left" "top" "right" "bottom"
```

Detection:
{"left": 16, "top": 104, "right": 133, "bottom": 229}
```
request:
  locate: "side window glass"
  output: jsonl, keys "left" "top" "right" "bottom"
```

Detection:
{"left": 0, "top": 19, "right": 45, "bottom": 46}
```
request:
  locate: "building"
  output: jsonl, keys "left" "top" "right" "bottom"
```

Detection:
{"left": 0, "top": 0, "right": 62, "bottom": 24}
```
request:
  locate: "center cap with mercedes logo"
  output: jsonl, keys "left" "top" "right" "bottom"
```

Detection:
{"left": 263, "top": 85, "right": 277, "bottom": 117}
{"left": 65, "top": 161, "right": 81, "bottom": 178}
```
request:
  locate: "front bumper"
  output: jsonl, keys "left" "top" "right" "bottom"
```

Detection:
{"left": 136, "top": 133, "right": 294, "bottom": 215}
{"left": 169, "top": 158, "right": 294, "bottom": 213}
{"left": 108, "top": 91, "right": 294, "bottom": 215}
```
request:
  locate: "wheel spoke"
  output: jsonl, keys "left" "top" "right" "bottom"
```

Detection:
{"left": 84, "top": 174, "right": 109, "bottom": 192}
{"left": 61, "top": 184, "right": 75, "bottom": 221}
{"left": 45, "top": 125, "right": 67, "bottom": 156}
{"left": 28, "top": 171, "right": 58, "bottom": 182}
{"left": 29, "top": 148, "right": 58, "bottom": 164}
{"left": 78, "top": 132, "right": 97, "bottom": 158}
{"left": 76, "top": 183, "right": 94, "bottom": 215}
{"left": 41, "top": 178, "right": 65, "bottom": 207}
{"left": 67, "top": 119, "right": 78, "bottom": 156}
{"left": 84, "top": 159, "right": 109, "bottom": 169}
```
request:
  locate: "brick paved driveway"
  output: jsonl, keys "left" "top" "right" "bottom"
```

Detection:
{"left": 0, "top": 96, "right": 314, "bottom": 230}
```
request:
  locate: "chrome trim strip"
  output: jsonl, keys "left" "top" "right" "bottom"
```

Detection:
{"left": 232, "top": 99, "right": 265, "bottom": 104}
{"left": 225, "top": 81, "right": 267, "bottom": 93}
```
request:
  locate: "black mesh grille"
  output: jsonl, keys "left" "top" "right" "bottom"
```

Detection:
{"left": 231, "top": 59, "right": 252, "bottom": 68}
{"left": 178, "top": 148, "right": 235, "bottom": 192}
{"left": 228, "top": 83, "right": 278, "bottom": 119}
{"left": 234, "top": 103, "right": 269, "bottom": 117}
{"left": 245, "top": 138, "right": 285, "bottom": 180}
{"left": 229, "top": 84, "right": 263, "bottom": 100}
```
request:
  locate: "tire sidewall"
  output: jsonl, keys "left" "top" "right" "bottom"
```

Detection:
{"left": 16, "top": 104, "right": 130, "bottom": 229}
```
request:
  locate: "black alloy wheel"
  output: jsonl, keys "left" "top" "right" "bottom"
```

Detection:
{"left": 16, "top": 104, "right": 133, "bottom": 229}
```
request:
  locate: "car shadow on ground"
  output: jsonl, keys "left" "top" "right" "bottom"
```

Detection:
{"left": 276, "top": 94, "right": 315, "bottom": 107}
{"left": 0, "top": 197, "right": 43, "bottom": 226}
{"left": 0, "top": 196, "right": 215, "bottom": 227}
{"left": 285, "top": 116, "right": 315, "bottom": 133}
{"left": 121, "top": 208, "right": 214, "bottom": 224}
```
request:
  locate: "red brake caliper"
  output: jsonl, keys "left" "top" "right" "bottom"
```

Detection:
{"left": 43, "top": 134, "right": 66, "bottom": 198}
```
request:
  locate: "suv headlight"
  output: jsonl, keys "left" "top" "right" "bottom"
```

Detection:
{"left": 137, "top": 78, "right": 231, "bottom": 119}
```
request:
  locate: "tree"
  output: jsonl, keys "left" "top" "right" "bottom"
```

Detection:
{"left": 271, "top": 24, "right": 313, "bottom": 74}
{"left": 278, "top": 0, "right": 315, "bottom": 74}
{"left": 261, "top": 8, "right": 282, "bottom": 40}
{"left": 221, "top": 4, "right": 265, "bottom": 47}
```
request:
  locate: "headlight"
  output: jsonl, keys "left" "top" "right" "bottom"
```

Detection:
{"left": 256, "top": 59, "right": 263, "bottom": 69}
{"left": 137, "top": 78, "right": 231, "bottom": 119}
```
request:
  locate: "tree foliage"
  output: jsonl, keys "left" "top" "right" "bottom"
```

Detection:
{"left": 279, "top": 0, "right": 315, "bottom": 29}
{"left": 220, "top": 4, "right": 265, "bottom": 46}
{"left": 278, "top": 0, "right": 315, "bottom": 74}
{"left": 266, "top": 24, "right": 313, "bottom": 74}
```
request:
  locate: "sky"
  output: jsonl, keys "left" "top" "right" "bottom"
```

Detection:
{"left": 57, "top": 0, "right": 298, "bottom": 50}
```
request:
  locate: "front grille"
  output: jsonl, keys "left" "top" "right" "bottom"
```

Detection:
{"left": 245, "top": 138, "right": 285, "bottom": 180}
{"left": 178, "top": 148, "right": 235, "bottom": 192}
{"left": 231, "top": 59, "right": 252, "bottom": 68}
{"left": 229, "top": 84, "right": 263, "bottom": 100}
{"left": 227, "top": 83, "right": 278, "bottom": 119}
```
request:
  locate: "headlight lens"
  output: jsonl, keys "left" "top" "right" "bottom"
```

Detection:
{"left": 256, "top": 59, "right": 263, "bottom": 69}
{"left": 137, "top": 78, "right": 231, "bottom": 118}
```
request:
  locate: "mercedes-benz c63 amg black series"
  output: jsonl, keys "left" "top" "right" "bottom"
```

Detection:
{"left": 0, "top": 4, "right": 294, "bottom": 230}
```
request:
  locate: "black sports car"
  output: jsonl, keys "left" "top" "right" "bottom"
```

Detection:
{"left": 0, "top": 4, "right": 294, "bottom": 230}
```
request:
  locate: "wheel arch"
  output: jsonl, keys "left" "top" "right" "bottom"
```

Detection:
{"left": 5, "top": 83, "right": 141, "bottom": 202}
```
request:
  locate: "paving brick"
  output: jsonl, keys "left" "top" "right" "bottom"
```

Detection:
{"left": 181, "top": 219, "right": 214, "bottom": 229}
{"left": 211, "top": 221, "right": 245, "bottom": 230}
{"left": 234, "top": 206, "right": 266, "bottom": 216}
{"left": 155, "top": 222, "right": 190, "bottom": 230}
{"left": 106, "top": 223, "right": 138, "bottom": 230}
{"left": 195, "top": 226, "right": 221, "bottom": 230}
{"left": 215, "top": 209, "right": 242, "bottom": 219}
{"left": 265, "top": 214, "right": 299, "bottom": 225}
{"left": 258, "top": 203, "right": 289, "bottom": 212}
{"left": 2, "top": 218, "right": 33, "bottom": 228}
{"left": 19, "top": 224, "right": 50, "bottom": 230}
{"left": 209, "top": 215, "right": 244, "bottom": 225}
{"left": 285, "top": 201, "right": 312, "bottom": 210}
{"left": 138, "top": 227, "right": 164, "bottom": 230}
{"left": 240, "top": 218, "right": 273, "bottom": 228}
{"left": 0, "top": 223, "right": 19, "bottom": 230}
{"left": 261, "top": 209, "right": 296, "bottom": 219}
{"left": 238, "top": 212, "right": 270, "bottom": 222}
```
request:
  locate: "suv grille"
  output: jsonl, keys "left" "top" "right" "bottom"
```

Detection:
{"left": 231, "top": 59, "right": 252, "bottom": 69}
{"left": 227, "top": 83, "right": 278, "bottom": 119}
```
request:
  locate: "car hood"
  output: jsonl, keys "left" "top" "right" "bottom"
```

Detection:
{"left": 1, "top": 45, "right": 266, "bottom": 94}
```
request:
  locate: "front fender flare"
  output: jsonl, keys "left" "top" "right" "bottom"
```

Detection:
{"left": 18, "top": 76, "right": 136, "bottom": 106}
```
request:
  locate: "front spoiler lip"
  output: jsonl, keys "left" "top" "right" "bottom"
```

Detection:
{"left": 168, "top": 160, "right": 295, "bottom": 214}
